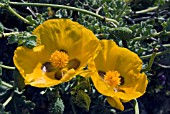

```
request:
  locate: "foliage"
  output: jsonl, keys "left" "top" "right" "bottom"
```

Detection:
{"left": 0, "top": 0, "right": 170, "bottom": 114}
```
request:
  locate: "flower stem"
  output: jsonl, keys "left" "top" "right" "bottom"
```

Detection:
{"left": 140, "top": 49, "right": 170, "bottom": 60}
{"left": 9, "top": 2, "right": 119, "bottom": 26}
{"left": 0, "top": 2, "right": 4, "bottom": 7}
{"left": 134, "top": 99, "right": 139, "bottom": 114}
{"left": 142, "top": 49, "right": 157, "bottom": 71}
{"left": 0, "top": 64, "right": 15, "bottom": 70}
{"left": 69, "top": 98, "right": 76, "bottom": 114}
{"left": 3, "top": 92, "right": 14, "bottom": 108}
{"left": 156, "top": 44, "right": 170, "bottom": 48}
{"left": 0, "top": 2, "right": 31, "bottom": 24}
{"left": 136, "top": 6, "right": 158, "bottom": 14}
{"left": 1, "top": 80, "right": 13, "bottom": 88}
{"left": 6, "top": 5, "right": 31, "bottom": 25}
{"left": 131, "top": 31, "right": 170, "bottom": 41}
{"left": 0, "top": 32, "right": 20, "bottom": 38}
{"left": 116, "top": 2, "right": 129, "bottom": 20}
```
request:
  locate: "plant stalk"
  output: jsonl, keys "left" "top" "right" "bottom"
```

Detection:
{"left": 140, "top": 49, "right": 170, "bottom": 60}
{"left": 0, "top": 2, "right": 31, "bottom": 24}
{"left": 0, "top": 64, "right": 15, "bottom": 70}
{"left": 142, "top": 49, "right": 157, "bottom": 71}
{"left": 1, "top": 81, "right": 13, "bottom": 88}
{"left": 134, "top": 99, "right": 139, "bottom": 114}
{"left": 9, "top": 2, "right": 119, "bottom": 26}
{"left": 0, "top": 32, "right": 20, "bottom": 38}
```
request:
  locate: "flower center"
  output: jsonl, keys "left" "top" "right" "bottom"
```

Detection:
{"left": 50, "top": 50, "right": 69, "bottom": 68}
{"left": 104, "top": 71, "right": 121, "bottom": 87}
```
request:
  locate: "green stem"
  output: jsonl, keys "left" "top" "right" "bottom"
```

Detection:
{"left": 9, "top": 2, "right": 119, "bottom": 26}
{"left": 140, "top": 49, "right": 170, "bottom": 60}
{"left": 69, "top": 98, "right": 76, "bottom": 114}
{"left": 6, "top": 5, "right": 31, "bottom": 24}
{"left": 3, "top": 92, "right": 14, "bottom": 108}
{"left": 142, "top": 49, "right": 157, "bottom": 71}
{"left": 0, "top": 32, "right": 20, "bottom": 38}
{"left": 116, "top": 2, "right": 129, "bottom": 20}
{"left": 0, "top": 2, "right": 31, "bottom": 24}
{"left": 134, "top": 99, "right": 139, "bottom": 114}
{"left": 0, "top": 64, "right": 15, "bottom": 70}
{"left": 136, "top": 6, "right": 158, "bottom": 14}
{"left": 156, "top": 44, "right": 170, "bottom": 48}
{"left": 0, "top": 2, "right": 4, "bottom": 7}
{"left": 131, "top": 31, "right": 170, "bottom": 41}
{"left": 1, "top": 81, "right": 13, "bottom": 88}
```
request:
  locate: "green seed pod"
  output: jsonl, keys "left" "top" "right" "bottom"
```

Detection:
{"left": 112, "top": 27, "right": 133, "bottom": 40}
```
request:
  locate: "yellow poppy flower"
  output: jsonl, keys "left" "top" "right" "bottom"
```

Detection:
{"left": 88, "top": 40, "right": 148, "bottom": 111}
{"left": 13, "top": 19, "right": 100, "bottom": 88}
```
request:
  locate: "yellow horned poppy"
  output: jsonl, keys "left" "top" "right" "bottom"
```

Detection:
{"left": 13, "top": 19, "right": 100, "bottom": 88}
{"left": 88, "top": 40, "right": 148, "bottom": 111}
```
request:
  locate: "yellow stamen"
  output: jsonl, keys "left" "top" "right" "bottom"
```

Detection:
{"left": 50, "top": 50, "right": 69, "bottom": 68}
{"left": 104, "top": 71, "right": 121, "bottom": 87}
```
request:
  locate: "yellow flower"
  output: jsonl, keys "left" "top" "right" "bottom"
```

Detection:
{"left": 87, "top": 40, "right": 148, "bottom": 111}
{"left": 13, "top": 19, "right": 100, "bottom": 88}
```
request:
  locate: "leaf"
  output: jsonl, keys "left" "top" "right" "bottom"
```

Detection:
{"left": 72, "top": 90, "right": 91, "bottom": 111}
{"left": 26, "top": 15, "right": 36, "bottom": 25}
{"left": 112, "top": 27, "right": 133, "bottom": 40}
{"left": 7, "top": 34, "right": 18, "bottom": 44}
{"left": 53, "top": 98, "right": 65, "bottom": 114}
{"left": 13, "top": 70, "right": 25, "bottom": 91}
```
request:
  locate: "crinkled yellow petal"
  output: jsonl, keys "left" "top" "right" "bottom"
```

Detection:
{"left": 90, "top": 72, "right": 116, "bottom": 97}
{"left": 90, "top": 40, "right": 118, "bottom": 72}
{"left": 134, "top": 73, "right": 148, "bottom": 93}
{"left": 33, "top": 19, "right": 100, "bottom": 70}
{"left": 112, "top": 73, "right": 148, "bottom": 101}
{"left": 14, "top": 19, "right": 100, "bottom": 87}
{"left": 13, "top": 45, "right": 50, "bottom": 79}
{"left": 107, "top": 96, "right": 124, "bottom": 111}
{"left": 116, "top": 73, "right": 148, "bottom": 100}
{"left": 24, "top": 63, "right": 76, "bottom": 87}
{"left": 91, "top": 39, "right": 142, "bottom": 75}
{"left": 114, "top": 47, "right": 142, "bottom": 80}
{"left": 14, "top": 46, "right": 78, "bottom": 87}
{"left": 89, "top": 40, "right": 148, "bottom": 100}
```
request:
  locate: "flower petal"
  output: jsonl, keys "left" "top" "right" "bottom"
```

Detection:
{"left": 89, "top": 39, "right": 148, "bottom": 101}
{"left": 33, "top": 19, "right": 100, "bottom": 70}
{"left": 24, "top": 63, "right": 61, "bottom": 87}
{"left": 13, "top": 45, "right": 50, "bottom": 79}
{"left": 91, "top": 72, "right": 116, "bottom": 97}
{"left": 91, "top": 40, "right": 118, "bottom": 72}
{"left": 115, "top": 73, "right": 148, "bottom": 100}
{"left": 107, "top": 96, "right": 124, "bottom": 111}
{"left": 114, "top": 47, "right": 142, "bottom": 77}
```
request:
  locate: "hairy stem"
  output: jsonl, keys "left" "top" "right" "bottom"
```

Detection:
{"left": 69, "top": 98, "right": 76, "bottom": 114}
{"left": 142, "top": 49, "right": 157, "bottom": 71}
{"left": 131, "top": 31, "right": 170, "bottom": 41}
{"left": 0, "top": 64, "right": 15, "bottom": 70}
{"left": 0, "top": 32, "right": 20, "bottom": 38}
{"left": 9, "top": 2, "right": 119, "bottom": 26}
{"left": 136, "top": 6, "right": 158, "bottom": 14}
{"left": 6, "top": 6, "right": 31, "bottom": 24}
{"left": 116, "top": 2, "right": 129, "bottom": 20}
{"left": 140, "top": 49, "right": 170, "bottom": 60}
{"left": 3, "top": 92, "right": 14, "bottom": 108}
{"left": 1, "top": 81, "right": 13, "bottom": 88}
{"left": 0, "top": 2, "right": 31, "bottom": 24}
{"left": 134, "top": 99, "right": 139, "bottom": 114}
